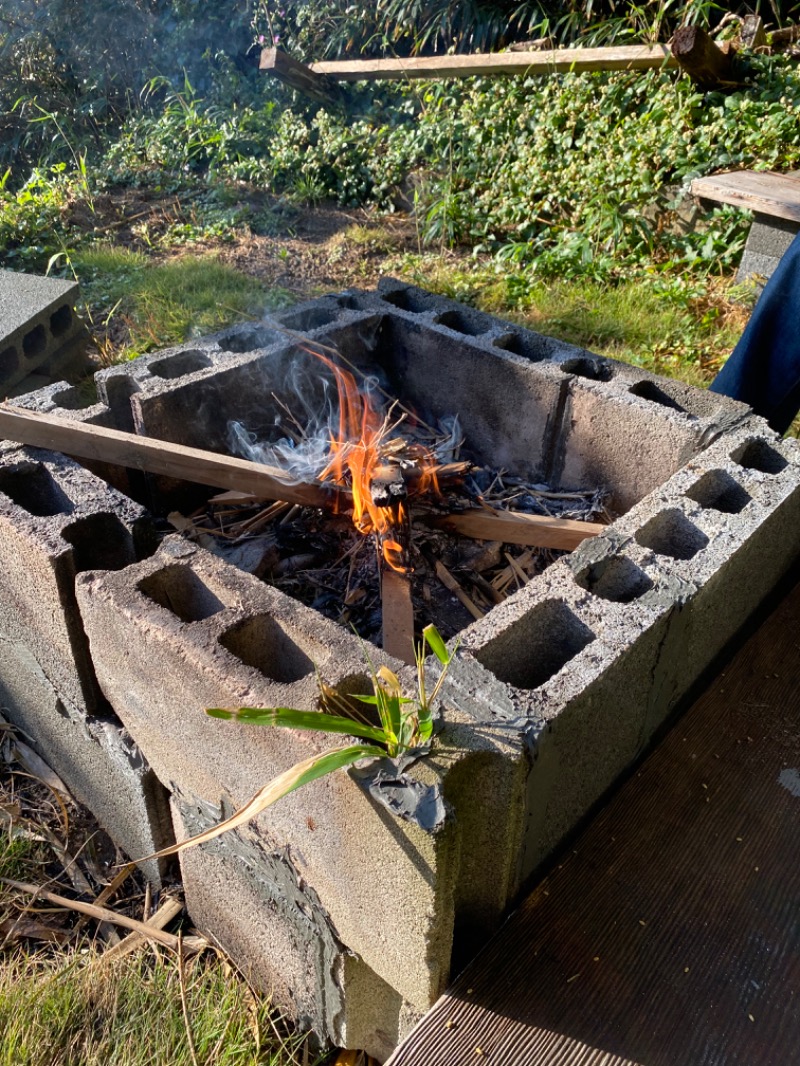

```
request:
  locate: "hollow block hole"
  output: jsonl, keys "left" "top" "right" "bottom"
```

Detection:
{"left": 628, "top": 380, "right": 686, "bottom": 413}
{"left": 138, "top": 564, "right": 229, "bottom": 622}
{"left": 434, "top": 309, "right": 489, "bottom": 337}
{"left": 51, "top": 385, "right": 95, "bottom": 411}
{"left": 50, "top": 304, "right": 72, "bottom": 337}
{"left": 731, "top": 439, "right": 788, "bottom": 476}
{"left": 0, "top": 462, "right": 74, "bottom": 516}
{"left": 62, "top": 513, "right": 136, "bottom": 573}
{"left": 148, "top": 350, "right": 212, "bottom": 379}
{"left": 277, "top": 307, "right": 338, "bottom": 331}
{"left": 573, "top": 555, "right": 653, "bottom": 603}
{"left": 686, "top": 469, "right": 752, "bottom": 514}
{"left": 561, "top": 356, "right": 613, "bottom": 382}
{"left": 0, "top": 346, "right": 18, "bottom": 377}
{"left": 635, "top": 509, "right": 708, "bottom": 560}
{"left": 474, "top": 600, "right": 595, "bottom": 691}
{"left": 22, "top": 324, "right": 47, "bottom": 361}
{"left": 492, "top": 332, "right": 526, "bottom": 356}
{"left": 380, "top": 288, "right": 431, "bottom": 313}
{"left": 220, "top": 614, "right": 320, "bottom": 683}
{"left": 218, "top": 327, "right": 282, "bottom": 353}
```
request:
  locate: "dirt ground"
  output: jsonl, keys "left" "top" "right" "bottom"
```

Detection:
{"left": 71, "top": 185, "right": 420, "bottom": 299}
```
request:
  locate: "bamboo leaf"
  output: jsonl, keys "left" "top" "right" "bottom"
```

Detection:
{"left": 350, "top": 693, "right": 413, "bottom": 707}
{"left": 376, "top": 665, "right": 402, "bottom": 693}
{"left": 135, "top": 743, "right": 385, "bottom": 862}
{"left": 422, "top": 623, "right": 450, "bottom": 666}
{"left": 206, "top": 706, "right": 388, "bottom": 745}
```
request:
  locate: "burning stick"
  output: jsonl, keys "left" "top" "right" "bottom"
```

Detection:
{"left": 425, "top": 507, "right": 606, "bottom": 551}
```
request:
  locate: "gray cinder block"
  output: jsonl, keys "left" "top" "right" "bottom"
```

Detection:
{"left": 0, "top": 444, "right": 171, "bottom": 881}
{"left": 736, "top": 213, "right": 799, "bottom": 285}
{"left": 0, "top": 270, "right": 89, "bottom": 392}
{"left": 75, "top": 539, "right": 527, "bottom": 1019}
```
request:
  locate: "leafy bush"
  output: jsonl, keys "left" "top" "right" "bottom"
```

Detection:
{"left": 202, "top": 53, "right": 800, "bottom": 278}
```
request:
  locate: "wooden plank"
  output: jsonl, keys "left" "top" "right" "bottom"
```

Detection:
{"left": 388, "top": 578, "right": 800, "bottom": 1065}
{"left": 0, "top": 405, "right": 341, "bottom": 511}
{"left": 427, "top": 508, "right": 605, "bottom": 551}
{"left": 381, "top": 569, "right": 416, "bottom": 665}
{"left": 691, "top": 170, "right": 800, "bottom": 224}
{"left": 259, "top": 47, "right": 339, "bottom": 104}
{"left": 310, "top": 45, "right": 677, "bottom": 82}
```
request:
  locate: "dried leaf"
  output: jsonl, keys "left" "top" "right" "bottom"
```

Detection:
{"left": 135, "top": 743, "right": 386, "bottom": 862}
{"left": 11, "top": 741, "right": 73, "bottom": 803}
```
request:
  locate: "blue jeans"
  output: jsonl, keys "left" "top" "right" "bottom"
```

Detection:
{"left": 710, "top": 230, "right": 800, "bottom": 435}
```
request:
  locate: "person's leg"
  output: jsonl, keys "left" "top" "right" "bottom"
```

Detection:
{"left": 710, "top": 230, "right": 800, "bottom": 435}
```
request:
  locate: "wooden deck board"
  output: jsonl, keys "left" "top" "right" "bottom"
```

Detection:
{"left": 691, "top": 170, "right": 800, "bottom": 223}
{"left": 388, "top": 579, "right": 800, "bottom": 1065}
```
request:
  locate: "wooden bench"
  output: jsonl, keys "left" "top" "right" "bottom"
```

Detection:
{"left": 691, "top": 169, "right": 800, "bottom": 283}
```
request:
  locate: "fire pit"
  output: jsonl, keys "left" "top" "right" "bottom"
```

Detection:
{"left": 4, "top": 278, "right": 800, "bottom": 1059}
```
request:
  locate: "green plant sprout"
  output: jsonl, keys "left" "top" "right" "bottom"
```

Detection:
{"left": 139, "top": 624, "right": 455, "bottom": 862}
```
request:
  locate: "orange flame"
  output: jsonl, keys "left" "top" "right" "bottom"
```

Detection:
{"left": 310, "top": 350, "right": 438, "bottom": 572}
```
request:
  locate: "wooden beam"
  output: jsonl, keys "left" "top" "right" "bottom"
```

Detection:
{"left": 309, "top": 45, "right": 677, "bottom": 83}
{"left": 259, "top": 47, "right": 339, "bottom": 104}
{"left": 426, "top": 508, "right": 606, "bottom": 551}
{"left": 770, "top": 24, "right": 800, "bottom": 47}
{"left": 691, "top": 170, "right": 800, "bottom": 225}
{"left": 670, "top": 25, "right": 741, "bottom": 87}
{"left": 381, "top": 568, "right": 416, "bottom": 664}
{"left": 0, "top": 405, "right": 342, "bottom": 511}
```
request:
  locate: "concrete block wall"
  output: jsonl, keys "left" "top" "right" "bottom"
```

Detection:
{"left": 0, "top": 270, "right": 89, "bottom": 394}
{"left": 22, "top": 279, "right": 745, "bottom": 519}
{"left": 0, "top": 444, "right": 173, "bottom": 882}
{"left": 4, "top": 280, "right": 800, "bottom": 1057}
{"left": 736, "top": 213, "right": 799, "bottom": 285}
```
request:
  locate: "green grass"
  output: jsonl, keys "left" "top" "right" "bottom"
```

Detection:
{"left": 0, "top": 947, "right": 315, "bottom": 1066}
{"left": 0, "top": 775, "right": 317, "bottom": 1066}
{"left": 71, "top": 247, "right": 293, "bottom": 359}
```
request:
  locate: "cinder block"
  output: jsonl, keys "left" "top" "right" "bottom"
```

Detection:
{"left": 0, "top": 445, "right": 171, "bottom": 879}
{"left": 0, "top": 638, "right": 172, "bottom": 886}
{"left": 0, "top": 269, "right": 89, "bottom": 392}
{"left": 75, "top": 538, "right": 532, "bottom": 1021}
{"left": 172, "top": 792, "right": 417, "bottom": 1059}
{"left": 0, "top": 445, "right": 155, "bottom": 708}
{"left": 737, "top": 213, "right": 799, "bottom": 284}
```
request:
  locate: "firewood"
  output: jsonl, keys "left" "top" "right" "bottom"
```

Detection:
{"left": 259, "top": 47, "right": 339, "bottom": 104}
{"left": 425, "top": 508, "right": 605, "bottom": 551}
{"left": 0, "top": 405, "right": 342, "bottom": 511}
{"left": 434, "top": 560, "right": 484, "bottom": 621}
{"left": 370, "top": 460, "right": 407, "bottom": 508}
{"left": 466, "top": 571, "right": 505, "bottom": 606}
{"left": 504, "top": 551, "right": 532, "bottom": 588}
{"left": 381, "top": 568, "right": 415, "bottom": 665}
{"left": 308, "top": 45, "right": 678, "bottom": 82}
